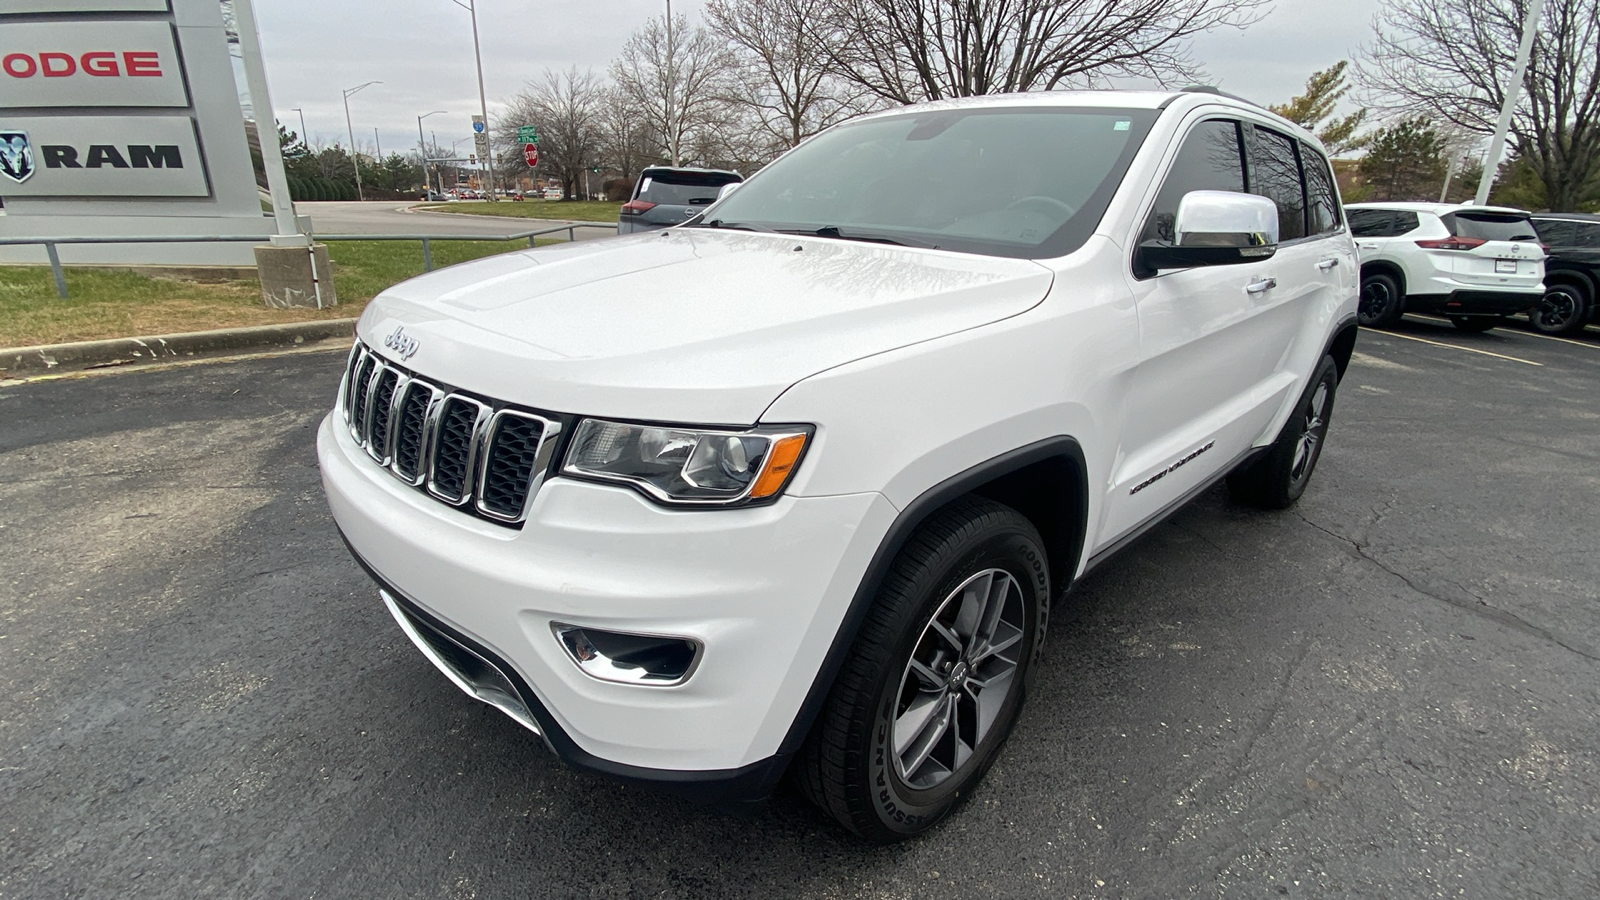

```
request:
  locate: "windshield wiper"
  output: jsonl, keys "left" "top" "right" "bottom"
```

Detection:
{"left": 796, "top": 226, "right": 938, "bottom": 249}
{"left": 694, "top": 218, "right": 777, "bottom": 233}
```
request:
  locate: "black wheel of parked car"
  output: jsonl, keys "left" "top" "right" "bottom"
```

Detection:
{"left": 1529, "top": 284, "right": 1589, "bottom": 335}
{"left": 1228, "top": 355, "right": 1339, "bottom": 510}
{"left": 796, "top": 497, "right": 1046, "bottom": 842}
{"left": 1449, "top": 316, "right": 1502, "bottom": 333}
{"left": 1357, "top": 272, "right": 1403, "bottom": 328}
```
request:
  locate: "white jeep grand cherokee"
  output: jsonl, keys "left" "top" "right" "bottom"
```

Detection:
{"left": 319, "top": 89, "right": 1360, "bottom": 841}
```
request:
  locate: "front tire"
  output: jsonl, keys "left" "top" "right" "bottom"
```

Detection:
{"left": 1228, "top": 355, "right": 1339, "bottom": 509}
{"left": 1529, "top": 284, "right": 1589, "bottom": 335}
{"left": 1358, "top": 272, "right": 1404, "bottom": 328}
{"left": 795, "top": 497, "right": 1047, "bottom": 842}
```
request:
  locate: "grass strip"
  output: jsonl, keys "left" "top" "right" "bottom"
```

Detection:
{"left": 415, "top": 199, "right": 620, "bottom": 223}
{"left": 0, "top": 239, "right": 548, "bottom": 348}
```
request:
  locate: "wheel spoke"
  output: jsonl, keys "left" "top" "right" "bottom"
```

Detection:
{"left": 898, "top": 693, "right": 956, "bottom": 780}
{"left": 951, "top": 574, "right": 991, "bottom": 643}
{"left": 894, "top": 690, "right": 946, "bottom": 757}
{"left": 930, "top": 620, "right": 964, "bottom": 651}
{"left": 907, "top": 657, "right": 943, "bottom": 690}
{"left": 975, "top": 572, "right": 1012, "bottom": 648}
{"left": 972, "top": 629, "right": 1022, "bottom": 664}
{"left": 967, "top": 667, "right": 1016, "bottom": 737}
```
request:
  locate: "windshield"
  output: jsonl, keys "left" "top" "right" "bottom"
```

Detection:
{"left": 699, "top": 106, "right": 1158, "bottom": 258}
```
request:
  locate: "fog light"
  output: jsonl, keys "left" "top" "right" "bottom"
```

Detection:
{"left": 553, "top": 624, "right": 701, "bottom": 686}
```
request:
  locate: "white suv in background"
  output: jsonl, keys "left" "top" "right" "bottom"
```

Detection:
{"left": 319, "top": 89, "right": 1360, "bottom": 841}
{"left": 1347, "top": 202, "right": 1546, "bottom": 332}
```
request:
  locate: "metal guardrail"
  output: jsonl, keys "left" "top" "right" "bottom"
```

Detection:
{"left": 0, "top": 221, "right": 620, "bottom": 299}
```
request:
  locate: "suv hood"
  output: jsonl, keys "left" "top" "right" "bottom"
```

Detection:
{"left": 357, "top": 229, "right": 1054, "bottom": 423}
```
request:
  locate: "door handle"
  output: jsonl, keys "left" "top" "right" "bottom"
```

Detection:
{"left": 1245, "top": 277, "right": 1277, "bottom": 294}
{"left": 1317, "top": 257, "right": 1339, "bottom": 270}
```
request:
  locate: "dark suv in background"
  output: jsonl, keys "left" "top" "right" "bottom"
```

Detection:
{"left": 1529, "top": 213, "right": 1600, "bottom": 335}
{"left": 617, "top": 167, "right": 743, "bottom": 234}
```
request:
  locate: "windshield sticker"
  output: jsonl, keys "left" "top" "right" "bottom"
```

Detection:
{"left": 640, "top": 177, "right": 652, "bottom": 192}
{"left": 1114, "top": 120, "right": 1131, "bottom": 132}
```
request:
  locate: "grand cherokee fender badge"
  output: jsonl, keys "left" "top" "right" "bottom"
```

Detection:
{"left": 384, "top": 326, "right": 419, "bottom": 360}
{"left": 1130, "top": 441, "right": 1215, "bottom": 495}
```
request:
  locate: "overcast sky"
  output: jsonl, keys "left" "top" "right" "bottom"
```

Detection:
{"left": 252, "top": 0, "right": 1385, "bottom": 155}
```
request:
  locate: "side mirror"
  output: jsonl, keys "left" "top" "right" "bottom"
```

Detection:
{"left": 1139, "top": 190, "right": 1279, "bottom": 272}
{"left": 717, "top": 181, "right": 742, "bottom": 200}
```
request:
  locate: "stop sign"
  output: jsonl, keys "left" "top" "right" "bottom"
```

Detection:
{"left": 523, "top": 143, "right": 538, "bottom": 167}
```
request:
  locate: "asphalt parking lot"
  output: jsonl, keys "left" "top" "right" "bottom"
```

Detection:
{"left": 2, "top": 318, "right": 1597, "bottom": 898}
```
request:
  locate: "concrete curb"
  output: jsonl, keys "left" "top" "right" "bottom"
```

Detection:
{"left": 0, "top": 318, "right": 357, "bottom": 377}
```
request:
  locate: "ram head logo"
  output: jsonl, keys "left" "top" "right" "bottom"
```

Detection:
{"left": 0, "top": 131, "right": 35, "bottom": 185}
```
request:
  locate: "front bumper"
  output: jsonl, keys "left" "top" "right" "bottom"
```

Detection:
{"left": 318, "top": 413, "right": 895, "bottom": 798}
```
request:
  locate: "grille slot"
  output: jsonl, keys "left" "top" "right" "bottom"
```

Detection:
{"left": 348, "top": 352, "right": 377, "bottom": 440}
{"left": 391, "top": 381, "right": 434, "bottom": 482}
{"left": 366, "top": 368, "right": 401, "bottom": 461}
{"left": 477, "top": 413, "right": 547, "bottom": 520}
{"left": 428, "top": 397, "right": 486, "bottom": 503}
{"left": 340, "top": 341, "right": 558, "bottom": 526}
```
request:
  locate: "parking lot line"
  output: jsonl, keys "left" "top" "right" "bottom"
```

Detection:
{"left": 1377, "top": 331, "right": 1544, "bottom": 366}
{"left": 1409, "top": 314, "right": 1600, "bottom": 351}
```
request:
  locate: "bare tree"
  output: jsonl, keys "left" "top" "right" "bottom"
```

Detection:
{"left": 707, "top": 0, "right": 867, "bottom": 153}
{"left": 817, "top": 0, "right": 1267, "bottom": 105}
{"left": 498, "top": 67, "right": 603, "bottom": 201}
{"left": 610, "top": 13, "right": 735, "bottom": 166}
{"left": 1359, "top": 0, "right": 1600, "bottom": 211}
{"left": 594, "top": 86, "right": 658, "bottom": 189}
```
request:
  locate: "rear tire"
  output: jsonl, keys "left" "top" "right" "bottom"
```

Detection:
{"left": 1358, "top": 272, "right": 1403, "bottom": 328}
{"left": 795, "top": 497, "right": 1047, "bottom": 842}
{"left": 1227, "top": 356, "right": 1339, "bottom": 510}
{"left": 1529, "top": 284, "right": 1589, "bottom": 335}
{"left": 1450, "top": 316, "right": 1502, "bottom": 333}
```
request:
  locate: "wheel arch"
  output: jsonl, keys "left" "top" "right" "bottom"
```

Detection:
{"left": 772, "top": 437, "right": 1088, "bottom": 762}
{"left": 1544, "top": 268, "right": 1595, "bottom": 302}
{"left": 1326, "top": 316, "right": 1360, "bottom": 381}
{"left": 1360, "top": 259, "right": 1407, "bottom": 295}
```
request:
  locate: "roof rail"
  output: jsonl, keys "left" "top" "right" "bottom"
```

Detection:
{"left": 1161, "top": 84, "right": 1265, "bottom": 110}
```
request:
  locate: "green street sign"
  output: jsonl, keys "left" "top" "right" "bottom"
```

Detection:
{"left": 517, "top": 125, "right": 539, "bottom": 144}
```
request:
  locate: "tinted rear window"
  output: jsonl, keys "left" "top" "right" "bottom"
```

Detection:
{"left": 637, "top": 171, "right": 742, "bottom": 205}
{"left": 1447, "top": 213, "right": 1538, "bottom": 242}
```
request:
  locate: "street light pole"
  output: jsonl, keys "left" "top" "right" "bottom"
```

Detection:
{"left": 342, "top": 80, "right": 381, "bottom": 201}
{"left": 418, "top": 110, "right": 447, "bottom": 197}
{"left": 666, "top": 0, "right": 678, "bottom": 166}
{"left": 374, "top": 128, "right": 383, "bottom": 161}
{"left": 1476, "top": 0, "right": 1546, "bottom": 207}
{"left": 450, "top": 0, "right": 498, "bottom": 200}
{"left": 291, "top": 107, "right": 307, "bottom": 145}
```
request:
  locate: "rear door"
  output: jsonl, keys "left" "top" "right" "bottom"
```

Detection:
{"left": 1435, "top": 211, "right": 1545, "bottom": 290}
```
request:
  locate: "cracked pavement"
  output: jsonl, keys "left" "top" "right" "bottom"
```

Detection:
{"left": 2, "top": 317, "right": 1597, "bottom": 898}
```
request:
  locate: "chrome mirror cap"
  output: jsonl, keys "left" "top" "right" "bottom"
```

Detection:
{"left": 1175, "top": 190, "right": 1280, "bottom": 249}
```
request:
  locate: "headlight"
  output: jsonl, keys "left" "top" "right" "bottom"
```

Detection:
{"left": 562, "top": 419, "right": 812, "bottom": 507}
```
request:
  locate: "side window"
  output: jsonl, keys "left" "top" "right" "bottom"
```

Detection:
{"left": 1348, "top": 209, "right": 1394, "bottom": 237}
{"left": 1301, "top": 142, "right": 1340, "bottom": 234}
{"left": 1246, "top": 126, "right": 1307, "bottom": 241}
{"left": 1534, "top": 220, "right": 1577, "bottom": 247}
{"left": 1392, "top": 211, "right": 1421, "bottom": 235}
{"left": 1577, "top": 223, "right": 1600, "bottom": 249}
{"left": 1140, "top": 119, "right": 1246, "bottom": 245}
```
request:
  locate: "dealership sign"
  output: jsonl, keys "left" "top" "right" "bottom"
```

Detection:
{"left": 0, "top": 115, "right": 205, "bottom": 196}
{"left": 1, "top": 20, "right": 187, "bottom": 107}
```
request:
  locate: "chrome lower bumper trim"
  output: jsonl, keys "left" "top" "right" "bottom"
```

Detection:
{"left": 380, "top": 589, "right": 544, "bottom": 739}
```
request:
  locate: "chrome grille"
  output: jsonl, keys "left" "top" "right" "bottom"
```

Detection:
{"left": 339, "top": 341, "right": 561, "bottom": 527}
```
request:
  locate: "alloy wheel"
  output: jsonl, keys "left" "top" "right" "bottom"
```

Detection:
{"left": 1359, "top": 280, "right": 1394, "bottom": 324}
{"left": 1291, "top": 380, "right": 1329, "bottom": 483}
{"left": 891, "top": 568, "right": 1026, "bottom": 790}
{"left": 1533, "top": 288, "right": 1579, "bottom": 332}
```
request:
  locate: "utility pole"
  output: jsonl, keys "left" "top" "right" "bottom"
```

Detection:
{"left": 666, "top": 0, "right": 678, "bottom": 166}
{"left": 1476, "top": 0, "right": 1545, "bottom": 206}
{"left": 418, "top": 110, "right": 447, "bottom": 196}
{"left": 450, "top": 0, "right": 498, "bottom": 200}
{"left": 343, "top": 81, "right": 381, "bottom": 201}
